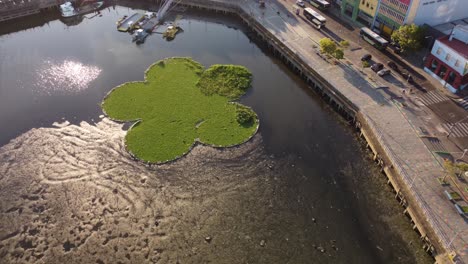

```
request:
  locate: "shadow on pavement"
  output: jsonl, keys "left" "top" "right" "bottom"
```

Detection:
{"left": 337, "top": 63, "right": 390, "bottom": 106}
{"left": 383, "top": 50, "right": 427, "bottom": 81}
{"left": 375, "top": 86, "right": 402, "bottom": 100}
{"left": 321, "top": 27, "right": 344, "bottom": 42}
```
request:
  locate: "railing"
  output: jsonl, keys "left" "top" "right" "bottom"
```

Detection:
{"left": 362, "top": 113, "right": 452, "bottom": 251}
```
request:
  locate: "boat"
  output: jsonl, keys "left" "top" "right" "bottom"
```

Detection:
{"left": 134, "top": 12, "right": 156, "bottom": 30}
{"left": 117, "top": 12, "right": 145, "bottom": 32}
{"left": 116, "top": 15, "right": 128, "bottom": 27}
{"left": 162, "top": 25, "right": 182, "bottom": 40}
{"left": 142, "top": 15, "right": 159, "bottom": 33}
{"left": 132, "top": 29, "right": 149, "bottom": 44}
{"left": 60, "top": 1, "right": 104, "bottom": 18}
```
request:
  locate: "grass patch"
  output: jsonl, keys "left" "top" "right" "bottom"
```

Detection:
{"left": 461, "top": 205, "right": 468, "bottom": 214}
{"left": 102, "top": 58, "right": 258, "bottom": 163}
{"left": 197, "top": 64, "right": 252, "bottom": 100}
{"left": 450, "top": 191, "right": 461, "bottom": 200}
{"left": 437, "top": 177, "right": 450, "bottom": 186}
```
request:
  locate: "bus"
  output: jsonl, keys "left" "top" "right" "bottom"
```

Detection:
{"left": 309, "top": 0, "right": 331, "bottom": 11}
{"left": 359, "top": 27, "right": 389, "bottom": 50}
{"left": 303, "top": 7, "right": 326, "bottom": 29}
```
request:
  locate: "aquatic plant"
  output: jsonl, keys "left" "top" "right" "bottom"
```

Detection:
{"left": 102, "top": 57, "right": 258, "bottom": 163}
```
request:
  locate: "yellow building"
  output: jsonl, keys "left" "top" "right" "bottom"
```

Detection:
{"left": 357, "top": 0, "right": 378, "bottom": 25}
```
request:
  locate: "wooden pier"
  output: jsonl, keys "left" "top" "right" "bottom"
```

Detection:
{"left": 0, "top": 0, "right": 67, "bottom": 22}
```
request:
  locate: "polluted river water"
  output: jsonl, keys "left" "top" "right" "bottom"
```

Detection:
{"left": 0, "top": 4, "right": 433, "bottom": 264}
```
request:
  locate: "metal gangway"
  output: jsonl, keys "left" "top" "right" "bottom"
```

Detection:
{"left": 156, "top": 0, "right": 181, "bottom": 23}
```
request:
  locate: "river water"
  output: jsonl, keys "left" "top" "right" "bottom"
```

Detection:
{"left": 0, "top": 4, "right": 432, "bottom": 263}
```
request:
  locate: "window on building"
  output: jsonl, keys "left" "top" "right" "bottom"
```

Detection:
{"left": 436, "top": 48, "right": 442, "bottom": 55}
{"left": 366, "top": 3, "right": 369, "bottom": 7}
{"left": 447, "top": 71, "right": 457, "bottom": 85}
{"left": 430, "top": 59, "right": 438, "bottom": 72}
{"left": 439, "top": 65, "right": 447, "bottom": 79}
{"left": 455, "top": 60, "right": 460, "bottom": 67}
{"left": 445, "top": 54, "right": 451, "bottom": 61}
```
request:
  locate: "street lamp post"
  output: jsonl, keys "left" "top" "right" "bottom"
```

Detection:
{"left": 423, "top": 36, "right": 433, "bottom": 65}
{"left": 448, "top": 229, "right": 466, "bottom": 248}
{"left": 460, "top": 149, "right": 468, "bottom": 160}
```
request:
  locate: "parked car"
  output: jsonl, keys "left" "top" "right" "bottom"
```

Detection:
{"left": 296, "top": 0, "right": 305, "bottom": 7}
{"left": 391, "top": 41, "right": 402, "bottom": 54}
{"left": 377, "top": 68, "right": 391, "bottom": 76}
{"left": 371, "top": 63, "right": 383, "bottom": 72}
{"left": 387, "top": 61, "right": 399, "bottom": 72}
{"left": 361, "top": 54, "right": 372, "bottom": 61}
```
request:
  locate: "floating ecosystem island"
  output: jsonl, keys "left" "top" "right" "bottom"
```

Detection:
{"left": 102, "top": 57, "right": 259, "bottom": 163}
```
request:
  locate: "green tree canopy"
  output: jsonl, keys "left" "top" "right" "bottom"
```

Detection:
{"left": 339, "top": 40, "right": 350, "bottom": 48}
{"left": 319, "top": 38, "right": 337, "bottom": 56}
{"left": 391, "top": 24, "right": 426, "bottom": 52}
{"left": 334, "top": 48, "right": 344, "bottom": 60}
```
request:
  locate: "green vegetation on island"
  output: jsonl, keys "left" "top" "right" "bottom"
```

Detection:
{"left": 102, "top": 57, "right": 259, "bottom": 163}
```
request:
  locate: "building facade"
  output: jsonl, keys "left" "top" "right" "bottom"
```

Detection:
{"left": 373, "top": 0, "right": 411, "bottom": 37}
{"left": 341, "top": 0, "right": 467, "bottom": 38}
{"left": 424, "top": 25, "right": 468, "bottom": 93}
{"left": 341, "top": 0, "right": 378, "bottom": 26}
{"left": 406, "top": 0, "right": 468, "bottom": 26}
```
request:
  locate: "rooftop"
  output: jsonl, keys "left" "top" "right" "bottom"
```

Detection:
{"left": 438, "top": 36, "right": 468, "bottom": 59}
{"left": 433, "top": 18, "right": 468, "bottom": 35}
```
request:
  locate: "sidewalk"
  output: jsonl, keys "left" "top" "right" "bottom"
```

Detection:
{"left": 195, "top": 0, "right": 468, "bottom": 262}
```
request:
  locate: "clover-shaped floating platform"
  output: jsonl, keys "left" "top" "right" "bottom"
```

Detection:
{"left": 102, "top": 58, "right": 259, "bottom": 163}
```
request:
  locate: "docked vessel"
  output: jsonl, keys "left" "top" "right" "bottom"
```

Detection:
{"left": 60, "top": 1, "right": 104, "bottom": 18}
{"left": 162, "top": 25, "right": 182, "bottom": 40}
{"left": 117, "top": 13, "right": 145, "bottom": 32}
{"left": 132, "top": 29, "right": 149, "bottom": 44}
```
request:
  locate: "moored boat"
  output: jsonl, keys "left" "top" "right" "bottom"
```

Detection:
{"left": 60, "top": 1, "right": 104, "bottom": 18}
{"left": 117, "top": 13, "right": 145, "bottom": 32}
{"left": 132, "top": 29, "right": 149, "bottom": 44}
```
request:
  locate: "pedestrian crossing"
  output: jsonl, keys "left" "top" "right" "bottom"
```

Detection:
{"left": 455, "top": 96, "right": 468, "bottom": 111}
{"left": 418, "top": 91, "right": 450, "bottom": 106}
{"left": 442, "top": 123, "right": 468, "bottom": 138}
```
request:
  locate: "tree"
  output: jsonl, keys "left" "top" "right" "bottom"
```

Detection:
{"left": 391, "top": 24, "right": 426, "bottom": 52}
{"left": 319, "top": 38, "right": 337, "bottom": 56}
{"left": 339, "top": 40, "right": 350, "bottom": 49}
{"left": 334, "top": 49, "right": 344, "bottom": 60}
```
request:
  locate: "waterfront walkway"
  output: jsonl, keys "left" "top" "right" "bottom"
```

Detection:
{"left": 186, "top": 0, "right": 468, "bottom": 262}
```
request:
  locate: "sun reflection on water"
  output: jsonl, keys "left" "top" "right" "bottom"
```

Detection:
{"left": 36, "top": 60, "right": 101, "bottom": 95}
